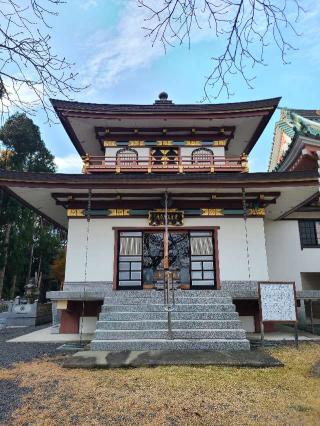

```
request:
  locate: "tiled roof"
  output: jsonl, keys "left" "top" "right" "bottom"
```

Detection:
{"left": 0, "top": 169, "right": 318, "bottom": 185}
{"left": 50, "top": 97, "right": 281, "bottom": 114}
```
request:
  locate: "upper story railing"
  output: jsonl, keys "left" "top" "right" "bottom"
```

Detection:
{"left": 82, "top": 154, "right": 249, "bottom": 174}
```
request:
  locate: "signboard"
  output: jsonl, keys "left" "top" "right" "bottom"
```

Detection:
{"left": 259, "top": 282, "right": 297, "bottom": 322}
{"left": 258, "top": 282, "right": 298, "bottom": 346}
{"left": 148, "top": 210, "right": 184, "bottom": 226}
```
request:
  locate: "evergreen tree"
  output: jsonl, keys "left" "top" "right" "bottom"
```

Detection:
{"left": 0, "top": 113, "right": 63, "bottom": 299}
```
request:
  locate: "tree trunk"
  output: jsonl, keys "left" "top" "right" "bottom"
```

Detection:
{"left": 0, "top": 223, "right": 12, "bottom": 299}
{"left": 26, "top": 242, "right": 34, "bottom": 285}
{"left": 11, "top": 274, "right": 17, "bottom": 299}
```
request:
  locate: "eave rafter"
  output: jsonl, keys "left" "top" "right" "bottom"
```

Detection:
{"left": 94, "top": 126, "right": 235, "bottom": 146}
{"left": 51, "top": 191, "right": 281, "bottom": 210}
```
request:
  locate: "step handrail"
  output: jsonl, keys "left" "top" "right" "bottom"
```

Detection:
{"left": 163, "top": 270, "right": 176, "bottom": 338}
{"left": 163, "top": 270, "right": 175, "bottom": 311}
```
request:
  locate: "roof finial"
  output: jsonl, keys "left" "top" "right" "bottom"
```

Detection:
{"left": 154, "top": 91, "right": 173, "bottom": 105}
{"left": 159, "top": 91, "right": 168, "bottom": 100}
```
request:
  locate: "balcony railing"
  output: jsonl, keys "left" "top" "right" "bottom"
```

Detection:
{"left": 83, "top": 155, "right": 248, "bottom": 174}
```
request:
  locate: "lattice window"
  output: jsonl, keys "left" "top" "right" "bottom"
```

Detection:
{"left": 190, "top": 236, "right": 213, "bottom": 256}
{"left": 299, "top": 220, "right": 320, "bottom": 248}
{"left": 118, "top": 232, "right": 142, "bottom": 288}
{"left": 191, "top": 148, "right": 214, "bottom": 165}
{"left": 190, "top": 232, "right": 215, "bottom": 287}
{"left": 116, "top": 148, "right": 138, "bottom": 166}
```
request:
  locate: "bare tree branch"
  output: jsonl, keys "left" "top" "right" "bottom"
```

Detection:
{"left": 0, "top": 0, "right": 86, "bottom": 122}
{"left": 138, "top": 0, "right": 304, "bottom": 100}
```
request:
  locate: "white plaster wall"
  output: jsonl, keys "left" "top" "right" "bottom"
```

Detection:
{"left": 181, "top": 146, "right": 225, "bottom": 158}
{"left": 265, "top": 220, "right": 320, "bottom": 290}
{"left": 65, "top": 217, "right": 269, "bottom": 282}
{"left": 104, "top": 147, "right": 150, "bottom": 161}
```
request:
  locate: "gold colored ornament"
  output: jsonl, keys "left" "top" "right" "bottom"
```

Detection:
{"left": 213, "top": 140, "right": 227, "bottom": 147}
{"left": 157, "top": 140, "right": 173, "bottom": 146}
{"left": 201, "top": 208, "right": 224, "bottom": 216}
{"left": 108, "top": 209, "right": 130, "bottom": 216}
{"left": 247, "top": 208, "right": 266, "bottom": 216}
{"left": 128, "top": 140, "right": 145, "bottom": 147}
{"left": 67, "top": 209, "right": 85, "bottom": 217}
{"left": 185, "top": 140, "right": 202, "bottom": 146}
{"left": 103, "top": 140, "right": 117, "bottom": 147}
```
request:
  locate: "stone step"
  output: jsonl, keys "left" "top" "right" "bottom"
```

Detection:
{"left": 96, "top": 319, "right": 243, "bottom": 330}
{"left": 94, "top": 329, "right": 246, "bottom": 340}
{"left": 98, "top": 311, "right": 240, "bottom": 321}
{"left": 102, "top": 296, "right": 232, "bottom": 305}
{"left": 102, "top": 303, "right": 235, "bottom": 313}
{"left": 105, "top": 290, "right": 230, "bottom": 298}
{"left": 90, "top": 339, "right": 250, "bottom": 351}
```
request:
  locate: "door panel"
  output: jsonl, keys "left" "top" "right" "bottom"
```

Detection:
{"left": 142, "top": 232, "right": 190, "bottom": 287}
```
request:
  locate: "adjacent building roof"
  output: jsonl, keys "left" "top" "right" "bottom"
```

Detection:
{"left": 269, "top": 108, "right": 320, "bottom": 171}
{"left": 51, "top": 96, "right": 280, "bottom": 157}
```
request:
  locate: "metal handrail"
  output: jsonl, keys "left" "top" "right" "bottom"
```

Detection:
{"left": 163, "top": 270, "right": 176, "bottom": 311}
{"left": 163, "top": 270, "right": 175, "bottom": 339}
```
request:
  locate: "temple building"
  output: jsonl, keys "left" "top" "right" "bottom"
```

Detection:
{"left": 0, "top": 93, "right": 319, "bottom": 351}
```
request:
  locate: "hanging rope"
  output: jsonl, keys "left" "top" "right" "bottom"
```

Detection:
{"left": 84, "top": 189, "right": 92, "bottom": 283}
{"left": 80, "top": 189, "right": 92, "bottom": 347}
{"left": 242, "top": 187, "right": 251, "bottom": 280}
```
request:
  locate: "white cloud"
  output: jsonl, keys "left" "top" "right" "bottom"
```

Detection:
{"left": 80, "top": 0, "right": 98, "bottom": 11}
{"left": 55, "top": 154, "right": 83, "bottom": 173}
{"left": 80, "top": 0, "right": 218, "bottom": 91}
{"left": 80, "top": 0, "right": 320, "bottom": 92}
{"left": 81, "top": 1, "right": 163, "bottom": 88}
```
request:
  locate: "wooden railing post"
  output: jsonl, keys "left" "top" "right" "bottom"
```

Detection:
{"left": 147, "top": 155, "right": 152, "bottom": 173}
{"left": 210, "top": 155, "right": 215, "bottom": 173}
{"left": 81, "top": 153, "right": 90, "bottom": 174}
{"left": 241, "top": 153, "right": 249, "bottom": 173}
{"left": 178, "top": 155, "right": 183, "bottom": 173}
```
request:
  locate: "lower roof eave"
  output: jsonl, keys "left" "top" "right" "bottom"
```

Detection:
{"left": 1, "top": 170, "right": 319, "bottom": 227}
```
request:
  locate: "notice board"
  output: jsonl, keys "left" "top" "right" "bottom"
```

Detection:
{"left": 258, "top": 282, "right": 297, "bottom": 323}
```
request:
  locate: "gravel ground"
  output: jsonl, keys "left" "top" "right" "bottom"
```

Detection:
{"left": 0, "top": 325, "right": 62, "bottom": 368}
{"left": 0, "top": 325, "right": 66, "bottom": 424}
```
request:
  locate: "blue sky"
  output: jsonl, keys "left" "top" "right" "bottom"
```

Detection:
{"left": 28, "top": 0, "right": 320, "bottom": 173}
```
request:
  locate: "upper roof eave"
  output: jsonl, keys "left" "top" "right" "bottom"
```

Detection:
{"left": 51, "top": 97, "right": 281, "bottom": 158}
{"left": 50, "top": 97, "right": 281, "bottom": 115}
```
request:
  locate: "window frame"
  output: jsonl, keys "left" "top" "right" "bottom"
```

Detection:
{"left": 112, "top": 227, "right": 221, "bottom": 290}
{"left": 298, "top": 219, "right": 320, "bottom": 249}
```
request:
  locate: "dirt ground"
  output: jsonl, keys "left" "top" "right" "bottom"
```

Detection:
{"left": 0, "top": 344, "right": 319, "bottom": 426}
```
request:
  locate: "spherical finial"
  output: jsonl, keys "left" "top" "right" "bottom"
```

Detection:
{"left": 159, "top": 91, "right": 168, "bottom": 100}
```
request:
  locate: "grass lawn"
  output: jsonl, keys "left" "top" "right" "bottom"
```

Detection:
{"left": 0, "top": 343, "right": 319, "bottom": 425}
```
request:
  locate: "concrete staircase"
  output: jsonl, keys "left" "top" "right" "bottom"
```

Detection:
{"left": 90, "top": 290, "right": 250, "bottom": 351}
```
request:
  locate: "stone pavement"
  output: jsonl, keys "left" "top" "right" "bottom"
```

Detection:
{"left": 63, "top": 349, "right": 283, "bottom": 369}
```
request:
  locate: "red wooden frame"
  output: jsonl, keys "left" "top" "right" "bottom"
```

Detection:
{"left": 112, "top": 226, "right": 221, "bottom": 291}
